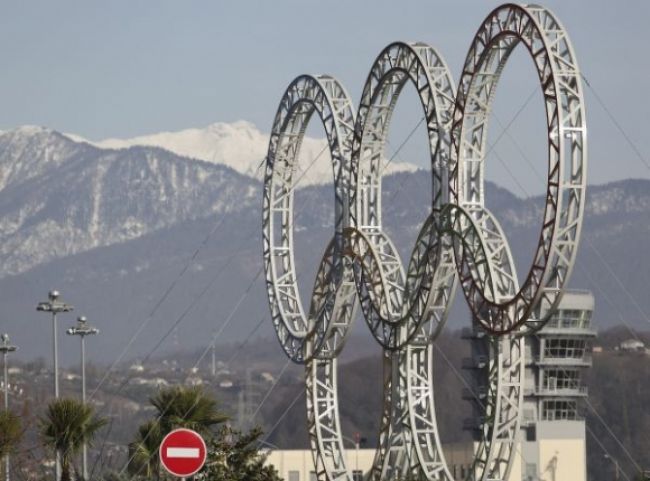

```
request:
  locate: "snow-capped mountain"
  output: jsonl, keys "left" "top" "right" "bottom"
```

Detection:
{"left": 0, "top": 126, "right": 83, "bottom": 191}
{"left": 71, "top": 121, "right": 419, "bottom": 186}
{"left": 0, "top": 126, "right": 259, "bottom": 277}
{"left": 0, "top": 122, "right": 416, "bottom": 277}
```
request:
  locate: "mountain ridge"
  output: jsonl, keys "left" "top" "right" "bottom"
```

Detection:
{"left": 64, "top": 121, "right": 419, "bottom": 186}
{"left": 0, "top": 123, "right": 649, "bottom": 365}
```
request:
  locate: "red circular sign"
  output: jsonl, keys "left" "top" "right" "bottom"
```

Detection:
{"left": 159, "top": 428, "right": 207, "bottom": 477}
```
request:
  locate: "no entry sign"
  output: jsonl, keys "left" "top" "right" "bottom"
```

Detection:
{"left": 159, "top": 428, "right": 207, "bottom": 477}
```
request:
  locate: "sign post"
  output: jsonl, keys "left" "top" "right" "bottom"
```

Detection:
{"left": 159, "top": 428, "right": 207, "bottom": 478}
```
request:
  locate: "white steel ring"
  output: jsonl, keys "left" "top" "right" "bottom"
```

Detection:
{"left": 349, "top": 41, "right": 458, "bottom": 350}
{"left": 449, "top": 3, "right": 588, "bottom": 334}
{"left": 263, "top": 74, "right": 357, "bottom": 363}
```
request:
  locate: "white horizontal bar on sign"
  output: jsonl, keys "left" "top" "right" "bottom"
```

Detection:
{"left": 167, "top": 447, "right": 200, "bottom": 458}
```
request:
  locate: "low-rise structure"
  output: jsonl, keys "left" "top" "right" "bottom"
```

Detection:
{"left": 618, "top": 339, "right": 646, "bottom": 353}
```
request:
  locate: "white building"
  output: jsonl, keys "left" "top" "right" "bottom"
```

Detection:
{"left": 618, "top": 339, "right": 645, "bottom": 352}
{"left": 264, "top": 449, "right": 370, "bottom": 481}
{"left": 462, "top": 289, "right": 596, "bottom": 481}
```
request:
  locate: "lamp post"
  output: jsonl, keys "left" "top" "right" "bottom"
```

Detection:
{"left": 66, "top": 316, "right": 98, "bottom": 481}
{"left": 36, "top": 290, "right": 73, "bottom": 481}
{"left": 1, "top": 333, "right": 18, "bottom": 481}
{"left": 342, "top": 433, "right": 365, "bottom": 479}
{"left": 604, "top": 454, "right": 620, "bottom": 481}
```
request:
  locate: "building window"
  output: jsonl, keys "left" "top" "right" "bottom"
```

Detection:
{"left": 310, "top": 472, "right": 317, "bottom": 481}
{"left": 352, "top": 470, "right": 363, "bottom": 481}
{"left": 288, "top": 471, "right": 300, "bottom": 481}
{"left": 543, "top": 369, "right": 580, "bottom": 390}
{"left": 544, "top": 338, "right": 586, "bottom": 359}
{"left": 526, "top": 425, "right": 536, "bottom": 441}
{"left": 548, "top": 308, "right": 591, "bottom": 329}
{"left": 542, "top": 399, "right": 578, "bottom": 420}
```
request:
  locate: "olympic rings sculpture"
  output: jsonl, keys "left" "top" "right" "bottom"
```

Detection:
{"left": 262, "top": 4, "right": 586, "bottom": 481}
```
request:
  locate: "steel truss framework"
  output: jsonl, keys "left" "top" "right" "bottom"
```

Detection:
{"left": 262, "top": 4, "right": 586, "bottom": 481}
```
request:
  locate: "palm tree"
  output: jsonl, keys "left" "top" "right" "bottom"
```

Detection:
{"left": 0, "top": 410, "right": 22, "bottom": 469}
{"left": 127, "top": 420, "right": 163, "bottom": 480}
{"left": 149, "top": 386, "right": 228, "bottom": 435}
{"left": 40, "top": 398, "right": 107, "bottom": 481}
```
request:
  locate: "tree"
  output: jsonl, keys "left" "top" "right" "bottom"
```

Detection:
{"left": 149, "top": 386, "right": 228, "bottom": 435}
{"left": 203, "top": 425, "right": 282, "bottom": 481}
{"left": 127, "top": 420, "right": 163, "bottom": 480}
{"left": 127, "top": 386, "right": 228, "bottom": 480}
{"left": 0, "top": 410, "right": 22, "bottom": 456}
{"left": 0, "top": 410, "right": 22, "bottom": 464}
{"left": 40, "top": 398, "right": 107, "bottom": 481}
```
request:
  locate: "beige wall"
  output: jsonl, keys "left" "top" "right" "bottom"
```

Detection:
{"left": 537, "top": 439, "right": 586, "bottom": 481}
{"left": 263, "top": 436, "right": 587, "bottom": 481}
{"left": 264, "top": 448, "right": 377, "bottom": 481}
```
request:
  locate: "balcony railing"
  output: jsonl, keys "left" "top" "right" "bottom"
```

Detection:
{"left": 533, "top": 354, "right": 592, "bottom": 366}
{"left": 537, "top": 325, "right": 598, "bottom": 337}
{"left": 533, "top": 386, "right": 589, "bottom": 397}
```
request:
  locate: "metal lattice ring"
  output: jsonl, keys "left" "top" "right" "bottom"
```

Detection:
{"left": 262, "top": 74, "right": 358, "bottom": 363}
{"left": 348, "top": 41, "right": 458, "bottom": 349}
{"left": 449, "top": 3, "right": 588, "bottom": 334}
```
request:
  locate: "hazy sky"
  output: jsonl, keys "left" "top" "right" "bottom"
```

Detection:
{"left": 0, "top": 1, "right": 648, "bottom": 193}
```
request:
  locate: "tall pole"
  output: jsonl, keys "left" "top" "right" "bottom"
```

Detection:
{"left": 81, "top": 334, "right": 86, "bottom": 480}
{"left": 81, "top": 335, "right": 86, "bottom": 404}
{"left": 3, "top": 349, "right": 7, "bottom": 407}
{"left": 211, "top": 344, "right": 216, "bottom": 377}
{"left": 37, "top": 290, "right": 73, "bottom": 481}
{"left": 604, "top": 454, "right": 620, "bottom": 481}
{"left": 67, "top": 316, "right": 98, "bottom": 481}
{"left": 1, "top": 334, "right": 18, "bottom": 481}
{"left": 52, "top": 312, "right": 59, "bottom": 398}
{"left": 3, "top": 350, "right": 8, "bottom": 481}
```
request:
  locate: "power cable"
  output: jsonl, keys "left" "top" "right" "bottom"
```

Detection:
{"left": 581, "top": 74, "right": 650, "bottom": 171}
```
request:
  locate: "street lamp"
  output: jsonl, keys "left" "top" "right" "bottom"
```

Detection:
{"left": 1, "top": 333, "right": 18, "bottom": 481}
{"left": 342, "top": 433, "right": 366, "bottom": 480}
{"left": 65, "top": 316, "right": 99, "bottom": 479}
{"left": 66, "top": 316, "right": 98, "bottom": 481}
{"left": 36, "top": 290, "right": 74, "bottom": 398}
{"left": 604, "top": 454, "right": 620, "bottom": 481}
{"left": 36, "top": 289, "right": 73, "bottom": 481}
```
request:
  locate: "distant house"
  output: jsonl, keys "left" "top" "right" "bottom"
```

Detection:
{"left": 130, "top": 377, "right": 169, "bottom": 387}
{"left": 261, "top": 372, "right": 275, "bottom": 383}
{"left": 129, "top": 362, "right": 144, "bottom": 372}
{"left": 619, "top": 339, "right": 646, "bottom": 352}
{"left": 186, "top": 376, "right": 204, "bottom": 386}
